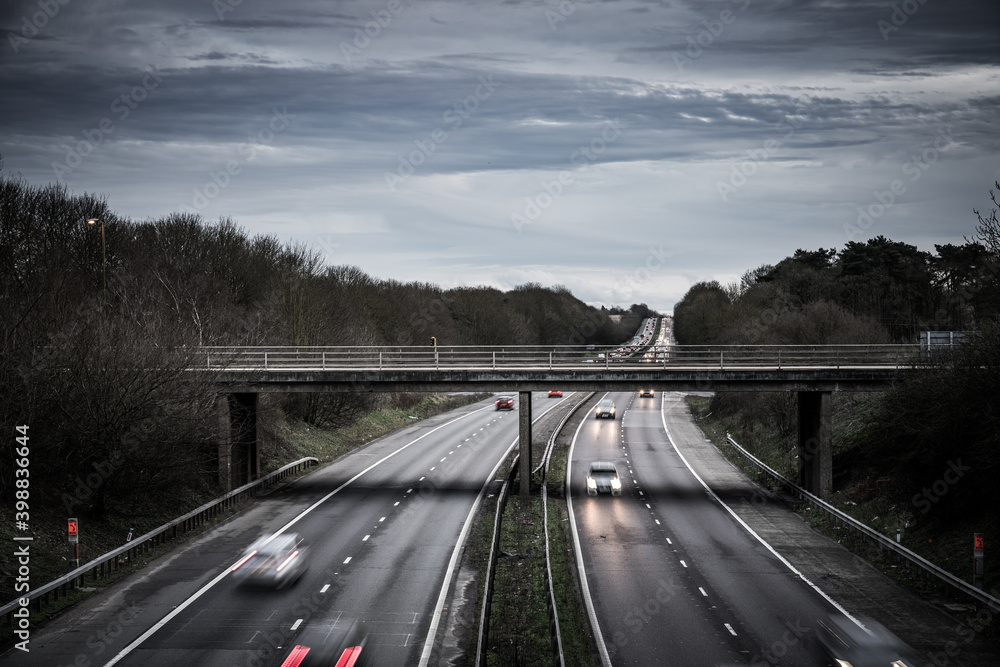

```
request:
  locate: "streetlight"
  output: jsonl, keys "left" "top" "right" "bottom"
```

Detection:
{"left": 86, "top": 218, "right": 106, "bottom": 307}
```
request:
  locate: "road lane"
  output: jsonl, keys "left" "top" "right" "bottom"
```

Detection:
{"left": 570, "top": 391, "right": 844, "bottom": 665}
{"left": 1, "top": 393, "right": 571, "bottom": 667}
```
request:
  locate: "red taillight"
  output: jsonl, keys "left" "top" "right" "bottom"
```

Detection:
{"left": 280, "top": 645, "right": 311, "bottom": 667}
{"left": 231, "top": 549, "right": 257, "bottom": 572}
{"left": 276, "top": 550, "right": 299, "bottom": 572}
{"left": 334, "top": 646, "right": 364, "bottom": 667}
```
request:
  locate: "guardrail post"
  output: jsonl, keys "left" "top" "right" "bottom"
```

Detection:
{"left": 322, "top": 351, "right": 326, "bottom": 370}
{"left": 492, "top": 351, "right": 496, "bottom": 370}
{"left": 720, "top": 350, "right": 724, "bottom": 370}
{"left": 549, "top": 351, "right": 553, "bottom": 370}
{"left": 379, "top": 351, "right": 382, "bottom": 370}
{"left": 264, "top": 351, "right": 268, "bottom": 369}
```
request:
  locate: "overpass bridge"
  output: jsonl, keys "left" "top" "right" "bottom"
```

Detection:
{"left": 201, "top": 344, "right": 931, "bottom": 499}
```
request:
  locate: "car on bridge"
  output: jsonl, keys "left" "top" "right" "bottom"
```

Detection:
{"left": 547, "top": 390, "right": 563, "bottom": 398}
{"left": 495, "top": 396, "right": 515, "bottom": 410}
{"left": 231, "top": 533, "right": 308, "bottom": 589}
{"left": 595, "top": 398, "right": 616, "bottom": 419}
{"left": 586, "top": 461, "right": 622, "bottom": 496}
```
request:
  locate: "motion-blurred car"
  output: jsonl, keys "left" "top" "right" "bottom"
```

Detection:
{"left": 595, "top": 398, "right": 616, "bottom": 419}
{"left": 495, "top": 396, "right": 514, "bottom": 410}
{"left": 231, "top": 533, "right": 308, "bottom": 589}
{"left": 547, "top": 390, "right": 563, "bottom": 397}
{"left": 586, "top": 461, "right": 622, "bottom": 496}
{"left": 817, "top": 613, "right": 918, "bottom": 667}
{"left": 280, "top": 618, "right": 369, "bottom": 667}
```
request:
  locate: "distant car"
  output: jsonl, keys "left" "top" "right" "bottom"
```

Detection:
{"left": 231, "top": 533, "right": 308, "bottom": 589}
{"left": 595, "top": 398, "right": 616, "bottom": 419}
{"left": 547, "top": 390, "right": 563, "bottom": 398}
{"left": 639, "top": 388, "right": 654, "bottom": 397}
{"left": 495, "top": 396, "right": 514, "bottom": 410}
{"left": 586, "top": 461, "right": 622, "bottom": 496}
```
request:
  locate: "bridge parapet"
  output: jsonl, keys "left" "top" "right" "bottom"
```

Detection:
{"left": 197, "top": 343, "right": 931, "bottom": 373}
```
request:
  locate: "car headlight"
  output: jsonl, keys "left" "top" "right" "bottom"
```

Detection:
{"left": 611, "top": 477, "right": 621, "bottom": 489}
{"left": 587, "top": 477, "right": 597, "bottom": 488}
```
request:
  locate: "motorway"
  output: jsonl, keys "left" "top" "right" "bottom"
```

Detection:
{"left": 568, "top": 387, "right": 1000, "bottom": 666}
{"left": 570, "top": 390, "right": 843, "bottom": 664}
{"left": 0, "top": 392, "right": 570, "bottom": 667}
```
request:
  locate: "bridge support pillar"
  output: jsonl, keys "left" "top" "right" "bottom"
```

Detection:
{"left": 797, "top": 391, "right": 832, "bottom": 499}
{"left": 519, "top": 391, "right": 532, "bottom": 497}
{"left": 218, "top": 392, "right": 260, "bottom": 492}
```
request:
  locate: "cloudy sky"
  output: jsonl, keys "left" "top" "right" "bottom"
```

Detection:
{"left": 1, "top": 0, "right": 998, "bottom": 311}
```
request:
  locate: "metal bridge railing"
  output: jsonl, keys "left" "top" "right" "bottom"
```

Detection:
{"left": 199, "top": 344, "right": 934, "bottom": 372}
{"left": 724, "top": 434, "right": 1000, "bottom": 613}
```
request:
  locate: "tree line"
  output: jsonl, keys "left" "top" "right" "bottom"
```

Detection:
{"left": 0, "top": 169, "right": 648, "bottom": 519}
{"left": 673, "top": 182, "right": 1000, "bottom": 525}
{"left": 674, "top": 234, "right": 1000, "bottom": 346}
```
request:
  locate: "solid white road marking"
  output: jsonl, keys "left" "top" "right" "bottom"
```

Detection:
{"left": 290, "top": 619, "right": 303, "bottom": 631}
{"left": 102, "top": 405, "right": 492, "bottom": 667}
{"left": 660, "top": 400, "right": 871, "bottom": 633}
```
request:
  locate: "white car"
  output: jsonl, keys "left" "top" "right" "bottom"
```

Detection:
{"left": 586, "top": 461, "right": 622, "bottom": 496}
{"left": 231, "top": 533, "right": 309, "bottom": 589}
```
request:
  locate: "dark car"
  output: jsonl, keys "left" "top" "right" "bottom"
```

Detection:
{"left": 595, "top": 398, "right": 616, "bottom": 419}
{"left": 817, "top": 613, "right": 918, "bottom": 667}
{"left": 279, "top": 618, "right": 369, "bottom": 667}
{"left": 586, "top": 461, "right": 622, "bottom": 496}
{"left": 495, "top": 396, "right": 514, "bottom": 410}
{"left": 638, "top": 388, "right": 654, "bottom": 397}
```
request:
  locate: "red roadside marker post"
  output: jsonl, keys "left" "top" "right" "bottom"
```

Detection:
{"left": 68, "top": 518, "right": 80, "bottom": 582}
{"left": 973, "top": 533, "right": 984, "bottom": 590}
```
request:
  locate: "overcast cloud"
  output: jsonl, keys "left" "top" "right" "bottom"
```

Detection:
{"left": 1, "top": 0, "right": 997, "bottom": 311}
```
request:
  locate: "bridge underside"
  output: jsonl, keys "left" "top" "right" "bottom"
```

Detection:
{"left": 210, "top": 367, "right": 900, "bottom": 394}
{"left": 212, "top": 369, "right": 897, "bottom": 497}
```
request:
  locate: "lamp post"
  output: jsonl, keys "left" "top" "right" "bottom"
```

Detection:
{"left": 86, "top": 218, "right": 106, "bottom": 307}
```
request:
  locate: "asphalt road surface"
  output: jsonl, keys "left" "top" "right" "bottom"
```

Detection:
{"left": 571, "top": 391, "right": 909, "bottom": 666}
{"left": 1, "top": 392, "right": 567, "bottom": 667}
